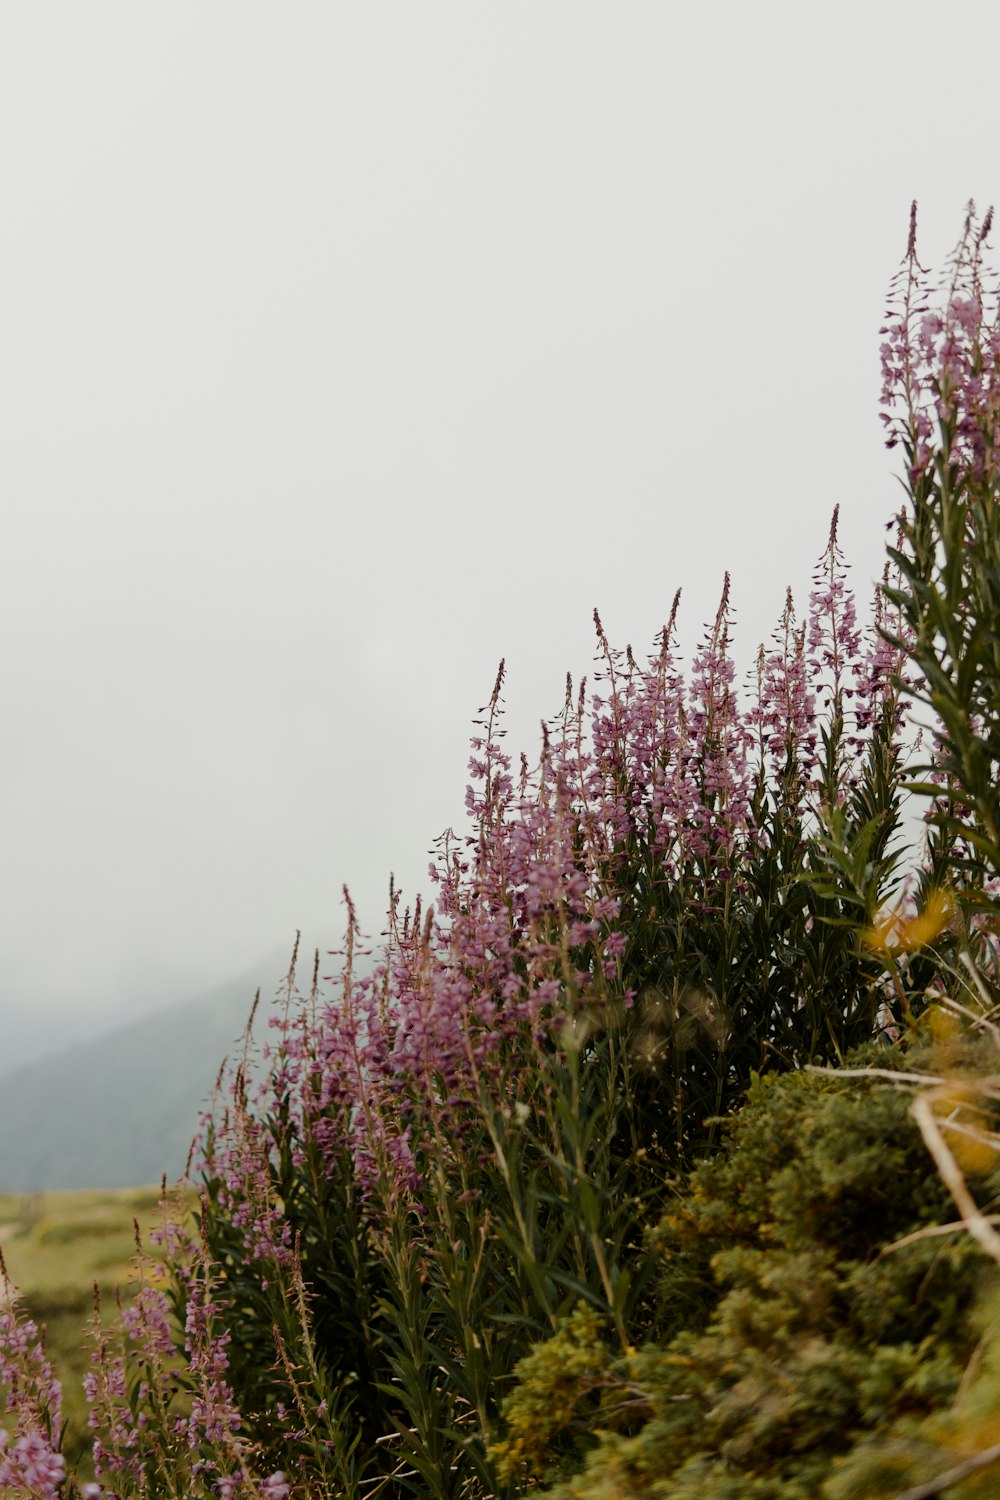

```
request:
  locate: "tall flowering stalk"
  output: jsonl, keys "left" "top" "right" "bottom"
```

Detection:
{"left": 873, "top": 202, "right": 1000, "bottom": 1216}
{"left": 882, "top": 202, "right": 1000, "bottom": 906}
{"left": 0, "top": 1252, "right": 65, "bottom": 1500}
{"left": 81, "top": 1195, "right": 292, "bottom": 1499}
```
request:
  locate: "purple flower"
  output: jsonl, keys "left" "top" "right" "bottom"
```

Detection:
{"left": 0, "top": 1427, "right": 66, "bottom": 1498}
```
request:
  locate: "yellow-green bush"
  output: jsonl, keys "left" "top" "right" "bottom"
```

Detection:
{"left": 495, "top": 1043, "right": 1000, "bottom": 1497}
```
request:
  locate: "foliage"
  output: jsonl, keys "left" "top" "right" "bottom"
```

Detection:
{"left": 501, "top": 1044, "right": 1000, "bottom": 1497}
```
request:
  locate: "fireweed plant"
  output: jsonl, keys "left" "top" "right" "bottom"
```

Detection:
{"left": 0, "top": 1251, "right": 65, "bottom": 1497}
{"left": 2, "top": 205, "right": 999, "bottom": 1496}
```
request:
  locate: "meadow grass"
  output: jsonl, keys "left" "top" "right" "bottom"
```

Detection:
{"left": 0, "top": 1188, "right": 164, "bottom": 1295}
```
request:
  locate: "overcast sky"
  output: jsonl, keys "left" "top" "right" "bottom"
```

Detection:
{"left": 3, "top": 2, "right": 999, "bottom": 1065}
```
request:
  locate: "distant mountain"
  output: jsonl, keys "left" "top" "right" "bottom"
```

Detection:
{"left": 0, "top": 954, "right": 302, "bottom": 1192}
{"left": 0, "top": 1000, "right": 136, "bottom": 1076}
{"left": 2, "top": 1011, "right": 87, "bottom": 1076}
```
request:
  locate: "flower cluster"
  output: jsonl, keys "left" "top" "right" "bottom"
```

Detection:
{"left": 183, "top": 503, "right": 910, "bottom": 1339}
{"left": 0, "top": 1426, "right": 66, "bottom": 1498}
{"left": 0, "top": 1256, "right": 65, "bottom": 1500}
{"left": 881, "top": 200, "right": 1000, "bottom": 485}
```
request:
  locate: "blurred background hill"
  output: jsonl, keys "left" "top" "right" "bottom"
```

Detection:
{"left": 0, "top": 950, "right": 299, "bottom": 1191}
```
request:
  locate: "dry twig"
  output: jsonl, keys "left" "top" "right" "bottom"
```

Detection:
{"left": 889, "top": 1439, "right": 1000, "bottom": 1500}
{"left": 910, "top": 1093, "right": 1000, "bottom": 1264}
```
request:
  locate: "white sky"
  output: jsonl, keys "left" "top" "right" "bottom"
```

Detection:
{"left": 3, "top": 2, "right": 999, "bottom": 1060}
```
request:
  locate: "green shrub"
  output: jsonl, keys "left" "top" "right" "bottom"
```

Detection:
{"left": 496, "top": 1044, "right": 1000, "bottom": 1497}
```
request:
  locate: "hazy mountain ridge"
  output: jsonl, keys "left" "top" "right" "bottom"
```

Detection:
{"left": 1, "top": 1004, "right": 134, "bottom": 1078}
{"left": 0, "top": 955, "right": 295, "bottom": 1192}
